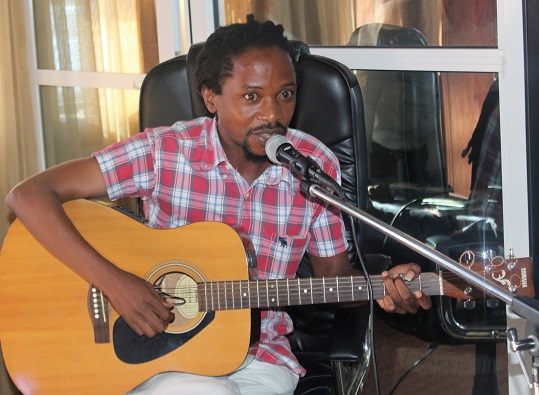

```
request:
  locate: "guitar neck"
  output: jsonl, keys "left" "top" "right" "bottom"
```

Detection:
{"left": 198, "top": 272, "right": 442, "bottom": 311}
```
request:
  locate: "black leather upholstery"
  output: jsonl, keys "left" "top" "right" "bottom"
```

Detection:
{"left": 138, "top": 41, "right": 370, "bottom": 394}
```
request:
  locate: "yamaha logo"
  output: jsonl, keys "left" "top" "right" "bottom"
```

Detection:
{"left": 521, "top": 268, "right": 528, "bottom": 288}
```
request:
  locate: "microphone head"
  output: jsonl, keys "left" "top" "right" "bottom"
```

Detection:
{"left": 265, "top": 134, "right": 292, "bottom": 164}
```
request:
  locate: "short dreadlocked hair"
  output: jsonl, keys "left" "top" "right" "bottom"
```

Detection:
{"left": 196, "top": 15, "right": 296, "bottom": 94}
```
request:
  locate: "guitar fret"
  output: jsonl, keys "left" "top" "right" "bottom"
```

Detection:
{"left": 231, "top": 281, "right": 234, "bottom": 310}
{"left": 266, "top": 280, "right": 270, "bottom": 306}
{"left": 275, "top": 279, "right": 280, "bottom": 306}
{"left": 256, "top": 281, "right": 260, "bottom": 307}
{"left": 211, "top": 282, "right": 215, "bottom": 311}
{"left": 248, "top": 280, "right": 251, "bottom": 308}
{"left": 238, "top": 281, "right": 242, "bottom": 309}
{"left": 323, "top": 277, "right": 326, "bottom": 303}
{"left": 268, "top": 280, "right": 277, "bottom": 306}
{"left": 299, "top": 278, "right": 303, "bottom": 305}
{"left": 287, "top": 279, "right": 290, "bottom": 306}
{"left": 309, "top": 278, "right": 314, "bottom": 304}
{"left": 325, "top": 277, "right": 337, "bottom": 303}
{"left": 205, "top": 283, "right": 209, "bottom": 311}
{"left": 336, "top": 277, "right": 340, "bottom": 302}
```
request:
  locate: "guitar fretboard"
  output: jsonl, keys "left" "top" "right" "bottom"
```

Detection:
{"left": 197, "top": 273, "right": 442, "bottom": 311}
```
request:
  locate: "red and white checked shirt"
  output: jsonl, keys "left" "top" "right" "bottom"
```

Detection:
{"left": 93, "top": 116, "right": 348, "bottom": 376}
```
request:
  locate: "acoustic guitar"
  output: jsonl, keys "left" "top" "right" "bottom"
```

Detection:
{"left": 0, "top": 199, "right": 533, "bottom": 394}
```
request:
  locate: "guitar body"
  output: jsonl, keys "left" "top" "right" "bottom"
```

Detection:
{"left": 0, "top": 199, "right": 252, "bottom": 394}
{"left": 2, "top": 200, "right": 535, "bottom": 394}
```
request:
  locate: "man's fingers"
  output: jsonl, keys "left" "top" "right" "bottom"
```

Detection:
{"left": 414, "top": 290, "right": 433, "bottom": 310}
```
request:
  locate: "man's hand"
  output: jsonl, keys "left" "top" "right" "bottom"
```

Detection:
{"left": 376, "top": 263, "right": 432, "bottom": 314}
{"left": 104, "top": 269, "right": 175, "bottom": 338}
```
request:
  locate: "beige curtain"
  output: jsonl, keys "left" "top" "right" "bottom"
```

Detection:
{"left": 223, "top": 0, "right": 443, "bottom": 47}
{"left": 224, "top": 0, "right": 355, "bottom": 45}
{"left": 0, "top": 1, "right": 157, "bottom": 393}
{"left": 34, "top": 0, "right": 158, "bottom": 168}
{"left": 0, "top": 3, "right": 38, "bottom": 248}
{"left": 1, "top": 1, "right": 36, "bottom": 394}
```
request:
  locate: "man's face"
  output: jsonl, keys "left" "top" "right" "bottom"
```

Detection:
{"left": 202, "top": 46, "right": 297, "bottom": 162}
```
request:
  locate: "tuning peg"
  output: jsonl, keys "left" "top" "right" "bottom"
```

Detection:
{"left": 463, "top": 299, "right": 476, "bottom": 309}
{"left": 504, "top": 248, "right": 518, "bottom": 270}
{"left": 486, "top": 298, "right": 500, "bottom": 309}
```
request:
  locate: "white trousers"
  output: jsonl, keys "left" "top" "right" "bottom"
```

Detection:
{"left": 127, "top": 359, "right": 299, "bottom": 395}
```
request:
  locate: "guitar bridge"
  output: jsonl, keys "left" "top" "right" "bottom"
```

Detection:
{"left": 87, "top": 285, "right": 110, "bottom": 343}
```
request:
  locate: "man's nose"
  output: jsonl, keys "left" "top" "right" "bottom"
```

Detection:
{"left": 258, "top": 97, "right": 281, "bottom": 123}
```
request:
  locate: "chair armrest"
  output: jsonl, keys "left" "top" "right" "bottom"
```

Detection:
{"left": 327, "top": 304, "right": 370, "bottom": 362}
{"left": 327, "top": 253, "right": 391, "bottom": 362}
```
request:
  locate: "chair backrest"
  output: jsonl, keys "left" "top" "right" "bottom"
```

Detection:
{"left": 139, "top": 41, "right": 370, "bottom": 395}
{"left": 139, "top": 41, "right": 368, "bottom": 251}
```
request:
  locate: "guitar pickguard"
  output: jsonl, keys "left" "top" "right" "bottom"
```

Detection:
{"left": 113, "top": 312, "right": 215, "bottom": 364}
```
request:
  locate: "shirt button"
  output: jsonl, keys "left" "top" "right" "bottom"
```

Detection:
{"left": 222, "top": 174, "right": 228, "bottom": 180}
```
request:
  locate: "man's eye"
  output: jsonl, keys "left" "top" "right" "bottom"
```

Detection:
{"left": 245, "top": 92, "right": 258, "bottom": 101}
{"left": 280, "top": 90, "right": 295, "bottom": 99}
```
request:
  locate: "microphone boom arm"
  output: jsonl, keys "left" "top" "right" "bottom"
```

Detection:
{"left": 304, "top": 183, "right": 514, "bottom": 304}
{"left": 304, "top": 183, "right": 539, "bottom": 392}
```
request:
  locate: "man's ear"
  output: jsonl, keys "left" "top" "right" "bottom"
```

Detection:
{"left": 201, "top": 87, "right": 217, "bottom": 114}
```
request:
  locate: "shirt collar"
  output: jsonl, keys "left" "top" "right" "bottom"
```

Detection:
{"left": 199, "top": 117, "right": 295, "bottom": 186}
{"left": 200, "top": 117, "right": 227, "bottom": 171}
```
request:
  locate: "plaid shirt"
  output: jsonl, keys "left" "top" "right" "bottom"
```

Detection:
{"left": 94, "top": 117, "right": 348, "bottom": 376}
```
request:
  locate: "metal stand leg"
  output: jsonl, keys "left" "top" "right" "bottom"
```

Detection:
{"left": 472, "top": 342, "right": 499, "bottom": 395}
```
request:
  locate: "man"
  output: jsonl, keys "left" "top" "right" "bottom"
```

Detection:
{"left": 6, "top": 17, "right": 431, "bottom": 395}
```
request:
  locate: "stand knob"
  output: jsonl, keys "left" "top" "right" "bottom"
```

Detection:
{"left": 507, "top": 328, "right": 538, "bottom": 389}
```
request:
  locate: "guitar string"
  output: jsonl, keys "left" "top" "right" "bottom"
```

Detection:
{"left": 98, "top": 270, "right": 521, "bottom": 320}
{"left": 96, "top": 265, "right": 527, "bottom": 321}
{"left": 149, "top": 269, "right": 524, "bottom": 307}
{"left": 151, "top": 269, "right": 518, "bottom": 291}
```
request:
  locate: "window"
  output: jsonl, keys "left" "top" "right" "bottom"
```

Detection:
{"left": 30, "top": 0, "right": 175, "bottom": 168}
{"left": 224, "top": 0, "right": 497, "bottom": 47}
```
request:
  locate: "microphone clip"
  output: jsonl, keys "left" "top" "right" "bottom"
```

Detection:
{"left": 291, "top": 155, "right": 340, "bottom": 196}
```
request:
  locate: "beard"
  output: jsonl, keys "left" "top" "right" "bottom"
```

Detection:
{"left": 241, "top": 140, "right": 268, "bottom": 163}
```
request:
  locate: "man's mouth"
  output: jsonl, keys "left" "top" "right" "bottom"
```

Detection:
{"left": 249, "top": 124, "right": 286, "bottom": 147}
{"left": 251, "top": 130, "right": 284, "bottom": 147}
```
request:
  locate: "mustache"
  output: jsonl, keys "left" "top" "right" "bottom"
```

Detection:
{"left": 248, "top": 122, "right": 287, "bottom": 134}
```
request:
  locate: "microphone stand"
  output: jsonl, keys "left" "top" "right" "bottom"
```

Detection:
{"left": 302, "top": 181, "right": 539, "bottom": 393}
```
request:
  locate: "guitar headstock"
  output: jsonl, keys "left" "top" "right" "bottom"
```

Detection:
{"left": 441, "top": 251, "right": 535, "bottom": 300}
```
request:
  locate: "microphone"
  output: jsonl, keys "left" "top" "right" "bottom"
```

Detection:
{"left": 265, "top": 135, "right": 342, "bottom": 194}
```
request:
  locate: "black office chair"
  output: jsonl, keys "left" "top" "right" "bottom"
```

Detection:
{"left": 139, "top": 42, "right": 372, "bottom": 395}
{"left": 348, "top": 23, "right": 444, "bottom": 189}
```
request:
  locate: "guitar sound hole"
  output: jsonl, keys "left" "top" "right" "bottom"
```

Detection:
{"left": 147, "top": 261, "right": 207, "bottom": 334}
{"left": 158, "top": 272, "right": 199, "bottom": 324}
